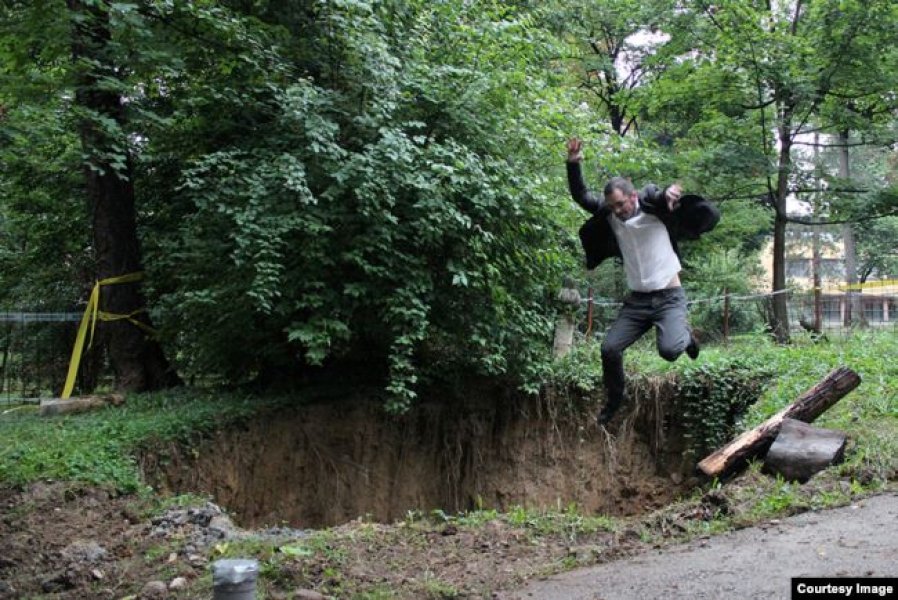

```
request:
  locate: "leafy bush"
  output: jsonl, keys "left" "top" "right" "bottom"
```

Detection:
{"left": 132, "top": 1, "right": 591, "bottom": 411}
{"left": 676, "top": 357, "right": 773, "bottom": 457}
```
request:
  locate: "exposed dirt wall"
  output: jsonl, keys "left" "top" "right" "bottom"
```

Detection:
{"left": 142, "top": 383, "right": 694, "bottom": 528}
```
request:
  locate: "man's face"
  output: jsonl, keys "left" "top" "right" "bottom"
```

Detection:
{"left": 606, "top": 188, "right": 638, "bottom": 221}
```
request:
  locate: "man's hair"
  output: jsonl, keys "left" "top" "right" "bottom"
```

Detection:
{"left": 603, "top": 176, "right": 636, "bottom": 198}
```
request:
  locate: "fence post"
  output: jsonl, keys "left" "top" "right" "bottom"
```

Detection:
{"left": 553, "top": 278, "right": 581, "bottom": 359}
{"left": 723, "top": 287, "right": 730, "bottom": 345}
{"left": 585, "top": 287, "right": 594, "bottom": 339}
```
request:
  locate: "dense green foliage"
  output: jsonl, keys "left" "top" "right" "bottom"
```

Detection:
{"left": 148, "top": 4, "right": 592, "bottom": 410}
{"left": 676, "top": 358, "right": 772, "bottom": 457}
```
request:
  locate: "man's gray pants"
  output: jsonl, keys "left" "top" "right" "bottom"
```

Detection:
{"left": 600, "top": 287, "right": 691, "bottom": 409}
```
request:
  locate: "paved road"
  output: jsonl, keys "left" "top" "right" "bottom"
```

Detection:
{"left": 501, "top": 493, "right": 898, "bottom": 600}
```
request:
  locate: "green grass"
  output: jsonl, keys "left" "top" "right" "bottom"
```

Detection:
{"left": 713, "top": 332, "right": 898, "bottom": 480}
{"left": 0, "top": 387, "right": 296, "bottom": 491}
{"left": 538, "top": 330, "right": 898, "bottom": 550}
{"left": 600, "top": 329, "right": 898, "bottom": 479}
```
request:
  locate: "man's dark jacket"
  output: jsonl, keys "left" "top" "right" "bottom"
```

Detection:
{"left": 567, "top": 162, "right": 721, "bottom": 270}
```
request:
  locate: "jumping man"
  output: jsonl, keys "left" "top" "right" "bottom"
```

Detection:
{"left": 566, "top": 137, "right": 721, "bottom": 424}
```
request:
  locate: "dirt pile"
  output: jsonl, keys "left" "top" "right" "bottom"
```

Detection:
{"left": 0, "top": 478, "right": 655, "bottom": 599}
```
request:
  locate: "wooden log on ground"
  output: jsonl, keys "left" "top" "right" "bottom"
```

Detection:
{"left": 697, "top": 366, "right": 860, "bottom": 479}
{"left": 40, "top": 393, "right": 125, "bottom": 416}
{"left": 763, "top": 418, "right": 847, "bottom": 482}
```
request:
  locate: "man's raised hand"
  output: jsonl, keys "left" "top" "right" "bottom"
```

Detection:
{"left": 566, "top": 138, "right": 583, "bottom": 163}
{"left": 665, "top": 184, "right": 682, "bottom": 211}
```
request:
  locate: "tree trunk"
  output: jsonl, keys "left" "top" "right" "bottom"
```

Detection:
{"left": 762, "top": 418, "right": 847, "bottom": 482}
{"left": 770, "top": 113, "right": 793, "bottom": 342}
{"left": 68, "top": 0, "right": 180, "bottom": 392}
{"left": 697, "top": 366, "right": 860, "bottom": 479}
{"left": 812, "top": 134, "right": 822, "bottom": 332}
{"left": 838, "top": 130, "right": 864, "bottom": 328}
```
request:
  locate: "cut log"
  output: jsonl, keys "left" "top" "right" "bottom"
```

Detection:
{"left": 697, "top": 366, "right": 860, "bottom": 479}
{"left": 39, "top": 393, "right": 125, "bottom": 417}
{"left": 763, "top": 418, "right": 847, "bottom": 482}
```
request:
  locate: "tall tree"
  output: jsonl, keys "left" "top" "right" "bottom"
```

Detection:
{"left": 66, "top": 0, "right": 179, "bottom": 391}
{"left": 683, "top": 0, "right": 898, "bottom": 342}
{"left": 544, "top": 0, "right": 679, "bottom": 137}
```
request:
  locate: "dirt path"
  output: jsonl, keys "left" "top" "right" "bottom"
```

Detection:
{"left": 500, "top": 493, "right": 898, "bottom": 600}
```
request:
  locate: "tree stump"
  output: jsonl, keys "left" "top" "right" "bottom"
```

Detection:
{"left": 762, "top": 418, "right": 847, "bottom": 482}
{"left": 697, "top": 366, "right": 860, "bottom": 479}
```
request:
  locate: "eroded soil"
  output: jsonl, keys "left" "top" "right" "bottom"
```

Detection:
{"left": 1, "top": 474, "right": 893, "bottom": 598}
{"left": 0, "top": 480, "right": 651, "bottom": 599}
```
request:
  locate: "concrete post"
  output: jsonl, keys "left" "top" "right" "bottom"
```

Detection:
{"left": 212, "top": 559, "right": 259, "bottom": 600}
{"left": 553, "top": 278, "right": 581, "bottom": 358}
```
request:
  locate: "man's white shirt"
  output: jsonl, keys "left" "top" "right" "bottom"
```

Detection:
{"left": 608, "top": 206, "right": 681, "bottom": 292}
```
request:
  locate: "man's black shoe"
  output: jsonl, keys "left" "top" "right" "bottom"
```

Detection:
{"left": 598, "top": 398, "right": 621, "bottom": 425}
{"left": 686, "top": 335, "right": 700, "bottom": 360}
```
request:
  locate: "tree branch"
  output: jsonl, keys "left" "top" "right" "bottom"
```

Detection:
{"left": 790, "top": 0, "right": 804, "bottom": 35}
{"left": 791, "top": 138, "right": 898, "bottom": 149}
{"left": 785, "top": 209, "right": 898, "bottom": 226}
{"left": 740, "top": 97, "right": 776, "bottom": 110}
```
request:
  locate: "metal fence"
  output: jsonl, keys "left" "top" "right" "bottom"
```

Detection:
{"left": 4, "top": 290, "right": 896, "bottom": 406}
{"left": 576, "top": 288, "right": 898, "bottom": 342}
{"left": 0, "top": 312, "right": 83, "bottom": 405}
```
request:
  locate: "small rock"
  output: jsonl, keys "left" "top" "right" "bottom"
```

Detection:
{"left": 90, "top": 568, "right": 105, "bottom": 580}
{"left": 670, "top": 472, "right": 683, "bottom": 485}
{"left": 41, "top": 572, "right": 74, "bottom": 593}
{"left": 167, "top": 553, "right": 178, "bottom": 563}
{"left": 121, "top": 507, "right": 141, "bottom": 524}
{"left": 187, "top": 554, "right": 207, "bottom": 568}
{"left": 62, "top": 540, "right": 108, "bottom": 564}
{"left": 208, "top": 515, "right": 235, "bottom": 538}
{"left": 294, "top": 590, "right": 326, "bottom": 600}
{"left": 139, "top": 580, "right": 168, "bottom": 598}
{"left": 169, "top": 577, "right": 188, "bottom": 591}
